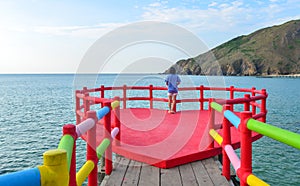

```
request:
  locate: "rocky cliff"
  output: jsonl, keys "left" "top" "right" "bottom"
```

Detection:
{"left": 165, "top": 20, "right": 300, "bottom": 76}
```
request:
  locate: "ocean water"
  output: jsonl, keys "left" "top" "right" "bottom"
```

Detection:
{"left": 0, "top": 74, "right": 299, "bottom": 185}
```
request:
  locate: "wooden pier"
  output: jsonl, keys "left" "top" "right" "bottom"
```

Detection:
{"left": 100, "top": 156, "right": 230, "bottom": 186}
{"left": 76, "top": 85, "right": 267, "bottom": 185}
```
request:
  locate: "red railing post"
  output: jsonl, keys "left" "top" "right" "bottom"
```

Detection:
{"left": 230, "top": 86, "right": 234, "bottom": 111}
{"left": 100, "top": 85, "right": 105, "bottom": 108}
{"left": 261, "top": 89, "right": 267, "bottom": 123}
{"left": 83, "top": 87, "right": 90, "bottom": 118}
{"left": 103, "top": 101, "right": 112, "bottom": 175}
{"left": 62, "top": 124, "right": 77, "bottom": 186}
{"left": 174, "top": 99, "right": 177, "bottom": 113}
{"left": 251, "top": 87, "right": 256, "bottom": 116}
{"left": 244, "top": 94, "right": 250, "bottom": 111}
{"left": 200, "top": 85, "right": 204, "bottom": 110}
{"left": 86, "top": 111, "right": 98, "bottom": 186}
{"left": 149, "top": 84, "right": 153, "bottom": 109}
{"left": 123, "top": 85, "right": 127, "bottom": 109}
{"left": 75, "top": 90, "right": 81, "bottom": 124}
{"left": 208, "top": 98, "right": 215, "bottom": 148}
{"left": 238, "top": 111, "right": 252, "bottom": 186}
{"left": 114, "top": 97, "right": 121, "bottom": 146}
{"left": 222, "top": 105, "right": 231, "bottom": 180}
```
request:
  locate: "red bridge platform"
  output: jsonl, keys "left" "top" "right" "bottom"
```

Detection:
{"left": 88, "top": 108, "right": 261, "bottom": 169}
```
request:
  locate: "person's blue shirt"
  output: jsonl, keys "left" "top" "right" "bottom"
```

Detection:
{"left": 165, "top": 74, "right": 181, "bottom": 93}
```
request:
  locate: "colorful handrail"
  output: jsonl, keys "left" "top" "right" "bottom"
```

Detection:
{"left": 247, "top": 119, "right": 300, "bottom": 150}
{"left": 209, "top": 101, "right": 300, "bottom": 186}
{"left": 212, "top": 102, "right": 300, "bottom": 150}
{"left": 0, "top": 98, "right": 120, "bottom": 186}
{"left": 209, "top": 129, "right": 268, "bottom": 186}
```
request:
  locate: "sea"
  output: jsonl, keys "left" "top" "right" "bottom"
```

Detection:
{"left": 0, "top": 74, "right": 299, "bottom": 186}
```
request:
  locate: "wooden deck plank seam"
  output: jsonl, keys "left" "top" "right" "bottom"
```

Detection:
{"left": 101, "top": 156, "right": 229, "bottom": 186}
{"left": 136, "top": 161, "right": 142, "bottom": 186}
{"left": 121, "top": 159, "right": 131, "bottom": 186}
{"left": 179, "top": 163, "right": 198, "bottom": 186}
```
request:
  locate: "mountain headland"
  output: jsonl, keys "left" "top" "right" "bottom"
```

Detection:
{"left": 165, "top": 20, "right": 300, "bottom": 76}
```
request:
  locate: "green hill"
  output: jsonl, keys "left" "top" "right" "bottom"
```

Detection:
{"left": 165, "top": 20, "right": 300, "bottom": 76}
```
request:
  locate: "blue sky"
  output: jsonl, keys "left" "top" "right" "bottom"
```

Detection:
{"left": 1, "top": 0, "right": 300, "bottom": 73}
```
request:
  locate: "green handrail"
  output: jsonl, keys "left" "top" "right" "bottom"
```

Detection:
{"left": 247, "top": 119, "right": 300, "bottom": 150}
{"left": 210, "top": 102, "right": 223, "bottom": 113}
{"left": 210, "top": 101, "right": 300, "bottom": 150}
{"left": 58, "top": 134, "right": 74, "bottom": 171}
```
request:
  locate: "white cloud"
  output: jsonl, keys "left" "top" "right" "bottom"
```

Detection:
{"left": 142, "top": 1, "right": 249, "bottom": 33}
{"left": 139, "top": 0, "right": 300, "bottom": 48}
{"left": 149, "top": 2, "right": 162, "bottom": 7}
{"left": 142, "top": 0, "right": 300, "bottom": 35}
{"left": 208, "top": 2, "right": 218, "bottom": 7}
{"left": 33, "top": 23, "right": 125, "bottom": 38}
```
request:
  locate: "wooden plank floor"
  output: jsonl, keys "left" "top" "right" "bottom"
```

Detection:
{"left": 100, "top": 156, "right": 229, "bottom": 186}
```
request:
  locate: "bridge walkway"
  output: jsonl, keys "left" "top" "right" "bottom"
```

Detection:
{"left": 100, "top": 155, "right": 230, "bottom": 186}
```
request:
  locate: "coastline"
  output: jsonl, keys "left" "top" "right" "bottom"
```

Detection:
{"left": 257, "top": 74, "right": 300, "bottom": 78}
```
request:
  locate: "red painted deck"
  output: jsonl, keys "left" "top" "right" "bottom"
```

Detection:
{"left": 84, "top": 108, "right": 261, "bottom": 169}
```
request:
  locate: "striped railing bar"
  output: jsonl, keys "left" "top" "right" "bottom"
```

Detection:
{"left": 111, "top": 127, "right": 120, "bottom": 139}
{"left": 76, "top": 118, "right": 95, "bottom": 137}
{"left": 0, "top": 168, "right": 41, "bottom": 186}
{"left": 76, "top": 160, "right": 95, "bottom": 186}
{"left": 211, "top": 102, "right": 242, "bottom": 128}
{"left": 111, "top": 100, "right": 120, "bottom": 109}
{"left": 210, "top": 102, "right": 223, "bottom": 113}
{"left": 247, "top": 174, "right": 269, "bottom": 186}
{"left": 57, "top": 135, "right": 74, "bottom": 171}
{"left": 209, "top": 129, "right": 223, "bottom": 145}
{"left": 224, "top": 145, "right": 240, "bottom": 171}
{"left": 247, "top": 119, "right": 300, "bottom": 150}
{"left": 224, "top": 110, "right": 241, "bottom": 128}
{"left": 209, "top": 129, "right": 269, "bottom": 186}
{"left": 96, "top": 128, "right": 120, "bottom": 164}
{"left": 96, "top": 107, "right": 110, "bottom": 120}
{"left": 209, "top": 130, "right": 239, "bottom": 169}
{"left": 96, "top": 138, "right": 111, "bottom": 159}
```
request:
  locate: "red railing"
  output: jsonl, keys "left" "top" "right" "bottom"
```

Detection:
{"left": 76, "top": 85, "right": 267, "bottom": 119}
{"left": 75, "top": 84, "right": 268, "bottom": 185}
{"left": 75, "top": 88, "right": 121, "bottom": 182}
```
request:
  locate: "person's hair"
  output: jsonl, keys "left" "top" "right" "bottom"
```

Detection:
{"left": 170, "top": 67, "right": 176, "bottom": 74}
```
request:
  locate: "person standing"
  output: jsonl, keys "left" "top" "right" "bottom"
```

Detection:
{"left": 165, "top": 67, "right": 181, "bottom": 114}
